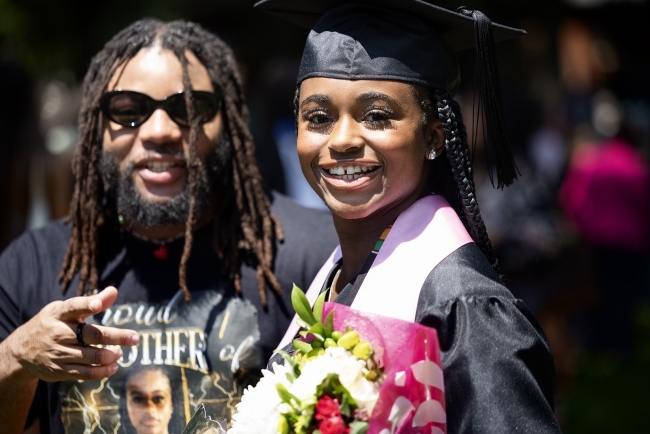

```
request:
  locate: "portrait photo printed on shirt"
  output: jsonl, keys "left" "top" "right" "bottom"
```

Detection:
{"left": 59, "top": 289, "right": 261, "bottom": 433}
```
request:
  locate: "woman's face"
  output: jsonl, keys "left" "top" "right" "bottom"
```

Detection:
{"left": 297, "top": 78, "right": 441, "bottom": 220}
{"left": 126, "top": 369, "right": 174, "bottom": 434}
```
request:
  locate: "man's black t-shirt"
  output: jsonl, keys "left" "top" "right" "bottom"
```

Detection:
{"left": 0, "top": 192, "right": 337, "bottom": 434}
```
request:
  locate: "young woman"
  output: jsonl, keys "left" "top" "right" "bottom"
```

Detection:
{"left": 259, "top": 1, "right": 561, "bottom": 432}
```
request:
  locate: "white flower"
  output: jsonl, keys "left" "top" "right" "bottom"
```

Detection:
{"left": 289, "top": 347, "right": 380, "bottom": 415}
{"left": 228, "top": 365, "right": 290, "bottom": 434}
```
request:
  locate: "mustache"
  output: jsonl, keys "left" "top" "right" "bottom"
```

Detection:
{"left": 121, "top": 147, "right": 187, "bottom": 173}
{"left": 140, "top": 144, "right": 185, "bottom": 158}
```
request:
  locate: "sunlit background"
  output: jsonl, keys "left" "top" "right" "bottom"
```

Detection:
{"left": 1, "top": 0, "right": 649, "bottom": 431}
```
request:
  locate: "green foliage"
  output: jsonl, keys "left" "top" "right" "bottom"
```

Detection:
{"left": 313, "top": 290, "right": 327, "bottom": 323}
{"left": 565, "top": 303, "right": 650, "bottom": 433}
{"left": 316, "top": 374, "right": 358, "bottom": 417}
{"left": 0, "top": 0, "right": 185, "bottom": 77}
{"left": 324, "top": 310, "right": 335, "bottom": 336}
{"left": 291, "top": 284, "right": 337, "bottom": 355}
{"left": 292, "top": 339, "right": 312, "bottom": 354}
{"left": 292, "top": 284, "right": 317, "bottom": 327}
{"left": 277, "top": 415, "right": 290, "bottom": 434}
{"left": 349, "top": 421, "right": 369, "bottom": 434}
{"left": 276, "top": 383, "right": 300, "bottom": 408}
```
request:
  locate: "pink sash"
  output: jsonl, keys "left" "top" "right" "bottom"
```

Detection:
{"left": 277, "top": 195, "right": 473, "bottom": 349}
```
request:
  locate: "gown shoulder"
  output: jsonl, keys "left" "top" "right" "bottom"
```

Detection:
{"left": 415, "top": 243, "right": 561, "bottom": 433}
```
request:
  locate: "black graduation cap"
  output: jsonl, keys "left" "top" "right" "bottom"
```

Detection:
{"left": 254, "top": 0, "right": 525, "bottom": 188}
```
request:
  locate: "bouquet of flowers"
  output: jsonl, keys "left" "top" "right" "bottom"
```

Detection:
{"left": 197, "top": 285, "right": 447, "bottom": 434}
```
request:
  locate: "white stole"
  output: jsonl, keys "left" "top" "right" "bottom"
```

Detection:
{"left": 277, "top": 194, "right": 473, "bottom": 349}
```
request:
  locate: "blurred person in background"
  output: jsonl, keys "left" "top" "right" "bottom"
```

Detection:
{"left": 0, "top": 18, "right": 336, "bottom": 434}
{"left": 559, "top": 89, "right": 650, "bottom": 356}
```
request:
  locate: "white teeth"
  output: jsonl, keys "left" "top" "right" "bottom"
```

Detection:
{"left": 327, "top": 165, "right": 379, "bottom": 177}
{"left": 146, "top": 162, "right": 175, "bottom": 173}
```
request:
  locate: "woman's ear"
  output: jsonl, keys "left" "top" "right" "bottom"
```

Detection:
{"left": 425, "top": 118, "right": 445, "bottom": 160}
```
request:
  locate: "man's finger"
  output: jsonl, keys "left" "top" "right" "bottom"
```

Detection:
{"left": 64, "top": 362, "right": 119, "bottom": 381}
{"left": 57, "top": 287, "right": 118, "bottom": 321}
{"left": 65, "top": 345, "right": 123, "bottom": 366}
{"left": 68, "top": 323, "right": 139, "bottom": 347}
{"left": 93, "top": 286, "right": 119, "bottom": 312}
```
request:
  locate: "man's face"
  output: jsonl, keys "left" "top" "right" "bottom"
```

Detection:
{"left": 125, "top": 369, "right": 174, "bottom": 434}
{"left": 101, "top": 46, "right": 224, "bottom": 226}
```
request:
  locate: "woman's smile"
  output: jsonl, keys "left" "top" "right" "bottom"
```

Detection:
{"left": 319, "top": 162, "right": 383, "bottom": 188}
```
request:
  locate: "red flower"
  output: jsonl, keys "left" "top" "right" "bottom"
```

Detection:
{"left": 315, "top": 396, "right": 341, "bottom": 420}
{"left": 318, "top": 415, "right": 348, "bottom": 434}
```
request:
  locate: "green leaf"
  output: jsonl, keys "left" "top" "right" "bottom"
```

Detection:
{"left": 313, "top": 290, "right": 327, "bottom": 322}
{"left": 276, "top": 383, "right": 300, "bottom": 408}
{"left": 296, "top": 318, "right": 310, "bottom": 329}
{"left": 339, "top": 398, "right": 351, "bottom": 418}
{"left": 309, "top": 323, "right": 325, "bottom": 338}
{"left": 294, "top": 410, "right": 314, "bottom": 434}
{"left": 349, "top": 421, "right": 369, "bottom": 434}
{"left": 291, "top": 284, "right": 317, "bottom": 326}
{"left": 324, "top": 309, "right": 335, "bottom": 335}
{"left": 293, "top": 339, "right": 313, "bottom": 354}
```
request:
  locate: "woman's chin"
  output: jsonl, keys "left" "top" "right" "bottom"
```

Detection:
{"left": 322, "top": 197, "right": 380, "bottom": 221}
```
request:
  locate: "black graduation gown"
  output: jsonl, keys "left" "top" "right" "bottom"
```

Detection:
{"left": 271, "top": 243, "right": 562, "bottom": 433}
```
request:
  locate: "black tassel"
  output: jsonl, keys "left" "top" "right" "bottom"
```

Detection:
{"left": 459, "top": 7, "right": 519, "bottom": 188}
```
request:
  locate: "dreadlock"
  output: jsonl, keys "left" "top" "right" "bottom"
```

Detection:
{"left": 60, "top": 19, "right": 283, "bottom": 305}
{"left": 292, "top": 85, "right": 500, "bottom": 274}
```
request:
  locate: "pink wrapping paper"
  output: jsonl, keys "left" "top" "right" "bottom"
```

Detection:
{"left": 322, "top": 302, "right": 446, "bottom": 434}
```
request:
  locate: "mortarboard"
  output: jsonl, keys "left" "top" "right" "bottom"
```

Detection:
{"left": 254, "top": 0, "right": 526, "bottom": 187}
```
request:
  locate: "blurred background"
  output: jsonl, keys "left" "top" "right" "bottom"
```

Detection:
{"left": 1, "top": 0, "right": 649, "bottom": 431}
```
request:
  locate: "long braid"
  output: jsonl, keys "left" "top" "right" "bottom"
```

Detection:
{"left": 60, "top": 19, "right": 283, "bottom": 305}
{"left": 433, "top": 89, "right": 500, "bottom": 273}
{"left": 59, "top": 22, "right": 151, "bottom": 294}
{"left": 177, "top": 52, "right": 200, "bottom": 304}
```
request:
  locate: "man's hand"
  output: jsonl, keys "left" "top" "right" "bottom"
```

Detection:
{"left": 2, "top": 286, "right": 139, "bottom": 382}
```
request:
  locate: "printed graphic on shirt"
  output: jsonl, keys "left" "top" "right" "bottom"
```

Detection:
{"left": 59, "top": 290, "right": 261, "bottom": 433}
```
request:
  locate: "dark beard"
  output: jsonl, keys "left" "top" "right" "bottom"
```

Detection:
{"left": 100, "top": 138, "right": 231, "bottom": 229}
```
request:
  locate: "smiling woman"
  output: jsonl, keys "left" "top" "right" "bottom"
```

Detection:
{"left": 258, "top": 0, "right": 562, "bottom": 432}
{"left": 297, "top": 79, "right": 436, "bottom": 222}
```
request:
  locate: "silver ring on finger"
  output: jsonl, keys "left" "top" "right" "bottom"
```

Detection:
{"left": 76, "top": 322, "right": 87, "bottom": 346}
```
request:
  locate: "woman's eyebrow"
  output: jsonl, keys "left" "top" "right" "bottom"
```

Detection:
{"left": 300, "top": 94, "right": 330, "bottom": 109}
{"left": 356, "top": 92, "right": 398, "bottom": 105}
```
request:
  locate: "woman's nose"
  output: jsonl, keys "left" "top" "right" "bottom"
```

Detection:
{"left": 137, "top": 108, "right": 183, "bottom": 145}
{"left": 327, "top": 116, "right": 364, "bottom": 154}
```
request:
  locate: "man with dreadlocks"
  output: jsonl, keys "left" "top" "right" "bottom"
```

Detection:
{"left": 0, "top": 19, "right": 336, "bottom": 434}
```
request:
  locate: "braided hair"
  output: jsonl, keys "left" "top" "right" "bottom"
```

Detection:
{"left": 429, "top": 89, "right": 500, "bottom": 274}
{"left": 60, "top": 19, "right": 283, "bottom": 305}
{"left": 292, "top": 85, "right": 500, "bottom": 274}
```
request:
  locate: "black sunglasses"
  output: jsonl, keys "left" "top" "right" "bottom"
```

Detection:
{"left": 99, "top": 90, "right": 222, "bottom": 128}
